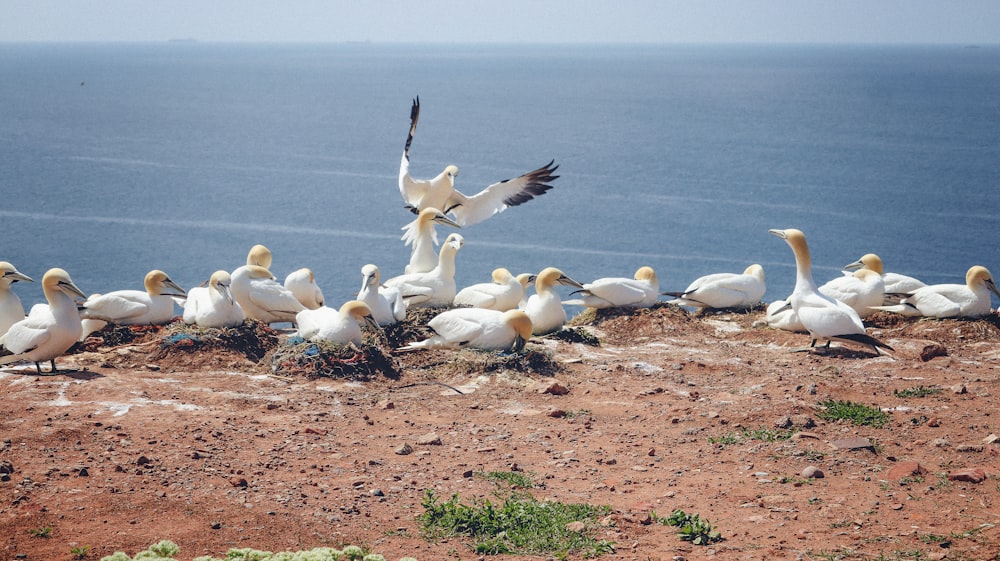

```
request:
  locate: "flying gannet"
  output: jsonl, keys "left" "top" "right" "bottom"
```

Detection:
{"left": 522, "top": 267, "right": 584, "bottom": 335}
{"left": 401, "top": 207, "right": 461, "bottom": 274}
{"left": 80, "top": 270, "right": 185, "bottom": 326}
{"left": 0, "top": 262, "right": 33, "bottom": 338}
{"left": 872, "top": 265, "right": 999, "bottom": 318}
{"left": 565, "top": 266, "right": 660, "bottom": 309}
{"left": 0, "top": 268, "right": 86, "bottom": 374}
{"left": 769, "top": 229, "right": 892, "bottom": 354}
{"left": 182, "top": 270, "right": 245, "bottom": 328}
{"left": 384, "top": 233, "right": 464, "bottom": 308}
{"left": 295, "top": 300, "right": 378, "bottom": 346}
{"left": 842, "top": 253, "right": 926, "bottom": 303}
{"left": 398, "top": 308, "right": 533, "bottom": 353}
{"left": 284, "top": 268, "right": 325, "bottom": 310}
{"left": 454, "top": 267, "right": 525, "bottom": 311}
{"left": 230, "top": 264, "right": 305, "bottom": 325}
{"left": 398, "top": 96, "right": 560, "bottom": 226}
{"left": 663, "top": 265, "right": 765, "bottom": 310}
{"left": 357, "top": 264, "right": 407, "bottom": 327}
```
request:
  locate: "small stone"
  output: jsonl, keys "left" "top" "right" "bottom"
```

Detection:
{"left": 951, "top": 384, "right": 967, "bottom": 395}
{"left": 369, "top": 488, "right": 385, "bottom": 497}
{"left": 304, "top": 427, "right": 327, "bottom": 436}
{"left": 807, "top": 384, "right": 818, "bottom": 395}
{"left": 886, "top": 461, "right": 925, "bottom": 482}
{"left": 377, "top": 400, "right": 394, "bottom": 410}
{"left": 931, "top": 438, "right": 950, "bottom": 448}
{"left": 926, "top": 418, "right": 941, "bottom": 427}
{"left": 136, "top": 455, "right": 151, "bottom": 466}
{"left": 773, "top": 416, "right": 792, "bottom": 429}
{"left": 801, "top": 466, "right": 824, "bottom": 479}
{"left": 210, "top": 521, "right": 222, "bottom": 530}
{"left": 984, "top": 433, "right": 999, "bottom": 444}
{"left": 891, "top": 503, "right": 904, "bottom": 510}
{"left": 230, "top": 477, "right": 248, "bottom": 488}
{"left": 144, "top": 363, "right": 161, "bottom": 371}
{"left": 416, "top": 432, "right": 442, "bottom": 446}
{"left": 547, "top": 409, "right": 566, "bottom": 418}
{"left": 530, "top": 378, "right": 569, "bottom": 395}
{"left": 791, "top": 415, "right": 816, "bottom": 428}
{"left": 78, "top": 467, "right": 89, "bottom": 477}
{"left": 957, "top": 444, "right": 984, "bottom": 453}
{"left": 831, "top": 437, "right": 873, "bottom": 451}
{"left": 918, "top": 343, "right": 948, "bottom": 362}
{"left": 948, "top": 468, "right": 987, "bottom": 483}
{"left": 394, "top": 443, "right": 413, "bottom": 456}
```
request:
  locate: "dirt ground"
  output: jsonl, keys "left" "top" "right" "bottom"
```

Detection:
{"left": 1, "top": 305, "right": 999, "bottom": 561}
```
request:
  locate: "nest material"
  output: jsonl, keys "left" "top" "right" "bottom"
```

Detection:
{"left": 78, "top": 324, "right": 165, "bottom": 352}
{"left": 545, "top": 326, "right": 600, "bottom": 346}
{"left": 151, "top": 320, "right": 279, "bottom": 362}
{"left": 434, "top": 347, "right": 561, "bottom": 379}
{"left": 269, "top": 337, "right": 399, "bottom": 381}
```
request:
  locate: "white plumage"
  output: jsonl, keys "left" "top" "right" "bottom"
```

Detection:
{"left": 284, "top": 268, "right": 325, "bottom": 310}
{"left": 230, "top": 264, "right": 304, "bottom": 325}
{"left": 398, "top": 97, "right": 559, "bottom": 226}
{"left": 183, "top": 270, "right": 244, "bottom": 328}
{"left": 842, "top": 253, "right": 926, "bottom": 301}
{"left": 401, "top": 207, "right": 461, "bottom": 274}
{"left": 664, "top": 265, "right": 765, "bottom": 310}
{"left": 522, "top": 267, "right": 583, "bottom": 335}
{"left": 817, "top": 268, "right": 884, "bottom": 319}
{"left": 565, "top": 266, "right": 660, "bottom": 309}
{"left": 0, "top": 268, "right": 86, "bottom": 374}
{"left": 0, "top": 262, "right": 33, "bottom": 338}
{"left": 357, "top": 264, "right": 407, "bottom": 327}
{"left": 385, "top": 233, "right": 464, "bottom": 308}
{"left": 296, "top": 300, "right": 377, "bottom": 345}
{"left": 873, "top": 265, "right": 999, "bottom": 318}
{"left": 80, "top": 270, "right": 185, "bottom": 325}
{"left": 399, "top": 308, "right": 533, "bottom": 353}
{"left": 454, "top": 268, "right": 525, "bottom": 311}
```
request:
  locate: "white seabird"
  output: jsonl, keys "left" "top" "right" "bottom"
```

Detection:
{"left": 0, "top": 268, "right": 86, "bottom": 374}
{"left": 385, "top": 233, "right": 464, "bottom": 308}
{"left": 769, "top": 228, "right": 892, "bottom": 354}
{"left": 80, "top": 270, "right": 185, "bottom": 326}
{"left": 516, "top": 273, "right": 536, "bottom": 309}
{"left": 246, "top": 244, "right": 272, "bottom": 268}
{"left": 565, "top": 266, "right": 660, "bottom": 309}
{"left": 398, "top": 97, "right": 559, "bottom": 226}
{"left": 842, "top": 253, "right": 926, "bottom": 303}
{"left": 663, "top": 265, "right": 765, "bottom": 310}
{"left": 0, "top": 262, "right": 33, "bottom": 338}
{"left": 817, "top": 268, "right": 885, "bottom": 319}
{"left": 872, "top": 265, "right": 1000, "bottom": 318}
{"left": 398, "top": 308, "right": 533, "bottom": 353}
{"left": 357, "top": 264, "right": 407, "bottom": 327}
{"left": 454, "top": 267, "right": 525, "bottom": 311}
{"left": 284, "top": 268, "right": 325, "bottom": 310}
{"left": 230, "top": 264, "right": 305, "bottom": 325}
{"left": 182, "top": 270, "right": 244, "bottom": 329}
{"left": 522, "top": 267, "right": 584, "bottom": 335}
{"left": 295, "top": 300, "right": 378, "bottom": 346}
{"left": 401, "top": 207, "right": 461, "bottom": 274}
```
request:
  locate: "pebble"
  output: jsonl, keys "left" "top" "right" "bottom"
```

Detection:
{"left": 951, "top": 384, "right": 967, "bottom": 395}
{"left": 886, "top": 461, "right": 925, "bottom": 482}
{"left": 801, "top": 466, "right": 824, "bottom": 479}
{"left": 830, "top": 437, "right": 872, "bottom": 451}
{"left": 416, "top": 433, "right": 442, "bottom": 446}
{"left": 948, "top": 468, "right": 987, "bottom": 484}
{"left": 529, "top": 378, "right": 569, "bottom": 395}
{"left": 918, "top": 343, "right": 948, "bottom": 362}
{"left": 394, "top": 444, "right": 413, "bottom": 456}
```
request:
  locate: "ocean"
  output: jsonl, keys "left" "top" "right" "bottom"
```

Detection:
{"left": 1, "top": 43, "right": 998, "bottom": 312}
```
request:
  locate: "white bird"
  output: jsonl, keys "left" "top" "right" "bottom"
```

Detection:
{"left": 522, "top": 267, "right": 584, "bottom": 335}
{"left": 401, "top": 207, "right": 461, "bottom": 274}
{"left": 663, "top": 265, "right": 765, "bottom": 310}
{"left": 765, "top": 298, "right": 805, "bottom": 332}
{"left": 516, "top": 273, "right": 536, "bottom": 309}
{"left": 0, "top": 268, "right": 86, "bottom": 374}
{"left": 872, "top": 265, "right": 1000, "bottom": 318}
{"left": 295, "top": 300, "right": 378, "bottom": 346}
{"left": 357, "top": 264, "right": 407, "bottom": 327}
{"left": 182, "top": 270, "right": 244, "bottom": 328}
{"left": 817, "top": 269, "right": 885, "bottom": 318}
{"left": 245, "top": 244, "right": 272, "bottom": 268}
{"left": 0, "top": 262, "right": 33, "bottom": 338}
{"left": 770, "top": 228, "right": 892, "bottom": 354}
{"left": 80, "top": 270, "right": 185, "bottom": 325}
{"left": 284, "top": 268, "right": 325, "bottom": 310}
{"left": 398, "top": 308, "right": 534, "bottom": 353}
{"left": 398, "top": 97, "right": 560, "bottom": 227}
{"left": 454, "top": 268, "right": 525, "bottom": 311}
{"left": 565, "top": 266, "right": 661, "bottom": 309}
{"left": 385, "top": 233, "right": 464, "bottom": 308}
{"left": 842, "top": 253, "right": 926, "bottom": 303}
{"left": 230, "top": 264, "right": 304, "bottom": 325}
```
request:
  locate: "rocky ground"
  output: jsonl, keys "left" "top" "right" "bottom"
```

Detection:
{"left": 1, "top": 306, "right": 998, "bottom": 561}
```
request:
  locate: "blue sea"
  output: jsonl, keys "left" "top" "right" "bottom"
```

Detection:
{"left": 1, "top": 43, "right": 998, "bottom": 311}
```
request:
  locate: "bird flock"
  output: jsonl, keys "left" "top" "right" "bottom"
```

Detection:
{"left": 2, "top": 99, "right": 999, "bottom": 375}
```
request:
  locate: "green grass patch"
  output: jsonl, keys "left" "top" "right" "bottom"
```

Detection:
{"left": 652, "top": 509, "right": 723, "bottom": 546}
{"left": 476, "top": 470, "right": 535, "bottom": 489}
{"left": 893, "top": 386, "right": 942, "bottom": 398}
{"left": 817, "top": 400, "right": 889, "bottom": 428}
{"left": 418, "top": 489, "right": 614, "bottom": 557}
{"left": 709, "top": 427, "right": 795, "bottom": 446}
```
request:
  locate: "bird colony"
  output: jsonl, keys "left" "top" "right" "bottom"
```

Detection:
{"left": 2, "top": 99, "right": 998, "bottom": 375}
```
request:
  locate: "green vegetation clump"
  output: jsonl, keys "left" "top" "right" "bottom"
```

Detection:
{"left": 419, "top": 481, "right": 614, "bottom": 557}
{"left": 709, "top": 427, "right": 795, "bottom": 446}
{"left": 893, "top": 386, "right": 942, "bottom": 398}
{"left": 653, "top": 509, "right": 723, "bottom": 545}
{"left": 99, "top": 541, "right": 410, "bottom": 561}
{"left": 817, "top": 399, "right": 889, "bottom": 428}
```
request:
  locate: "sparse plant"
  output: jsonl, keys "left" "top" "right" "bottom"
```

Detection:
{"left": 817, "top": 399, "right": 889, "bottom": 428}
{"left": 28, "top": 524, "right": 53, "bottom": 538}
{"left": 894, "top": 386, "right": 942, "bottom": 398}
{"left": 477, "top": 470, "right": 535, "bottom": 489}
{"left": 70, "top": 545, "right": 90, "bottom": 559}
{"left": 653, "top": 509, "right": 722, "bottom": 545}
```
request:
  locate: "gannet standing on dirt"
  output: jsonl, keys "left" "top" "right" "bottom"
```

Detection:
{"left": 663, "top": 265, "right": 765, "bottom": 310}
{"left": 454, "top": 268, "right": 525, "bottom": 311}
{"left": 230, "top": 265, "right": 304, "bottom": 325}
{"left": 80, "top": 270, "right": 185, "bottom": 326}
{"left": 842, "top": 253, "right": 926, "bottom": 303}
{"left": 295, "top": 300, "right": 378, "bottom": 346}
{"left": 522, "top": 267, "right": 584, "bottom": 335}
{"left": 357, "top": 264, "right": 407, "bottom": 327}
{"left": 385, "top": 233, "right": 464, "bottom": 308}
{"left": 0, "top": 268, "right": 86, "bottom": 374}
{"left": 872, "top": 265, "right": 999, "bottom": 318}
{"left": 401, "top": 207, "right": 461, "bottom": 274}
{"left": 182, "top": 270, "right": 244, "bottom": 328}
{"left": 398, "top": 97, "right": 560, "bottom": 226}
{"left": 283, "top": 268, "right": 325, "bottom": 310}
{"left": 565, "top": 266, "right": 660, "bottom": 309}
{"left": 0, "top": 262, "right": 33, "bottom": 338}
{"left": 398, "top": 308, "right": 533, "bottom": 353}
{"left": 769, "top": 229, "right": 892, "bottom": 354}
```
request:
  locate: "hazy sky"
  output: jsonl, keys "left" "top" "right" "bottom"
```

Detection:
{"left": 3, "top": 0, "right": 999, "bottom": 44}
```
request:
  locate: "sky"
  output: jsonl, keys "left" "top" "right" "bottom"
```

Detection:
{"left": 2, "top": 0, "right": 999, "bottom": 44}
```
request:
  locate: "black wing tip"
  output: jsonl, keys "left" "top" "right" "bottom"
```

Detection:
{"left": 836, "top": 332, "right": 894, "bottom": 352}
{"left": 661, "top": 291, "right": 685, "bottom": 298}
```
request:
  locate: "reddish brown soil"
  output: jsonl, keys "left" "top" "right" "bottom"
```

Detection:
{"left": 1, "top": 307, "right": 999, "bottom": 561}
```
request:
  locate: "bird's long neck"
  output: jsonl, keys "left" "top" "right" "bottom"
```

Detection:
{"left": 437, "top": 246, "right": 457, "bottom": 277}
{"left": 790, "top": 238, "right": 818, "bottom": 293}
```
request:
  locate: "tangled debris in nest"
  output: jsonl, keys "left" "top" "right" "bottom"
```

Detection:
{"left": 150, "top": 320, "right": 279, "bottom": 362}
{"left": 428, "top": 347, "right": 561, "bottom": 379}
{"left": 544, "top": 326, "right": 600, "bottom": 346}
{"left": 866, "top": 312, "right": 1000, "bottom": 345}
{"left": 380, "top": 306, "right": 448, "bottom": 349}
{"left": 77, "top": 323, "right": 165, "bottom": 352}
{"left": 269, "top": 337, "right": 399, "bottom": 380}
